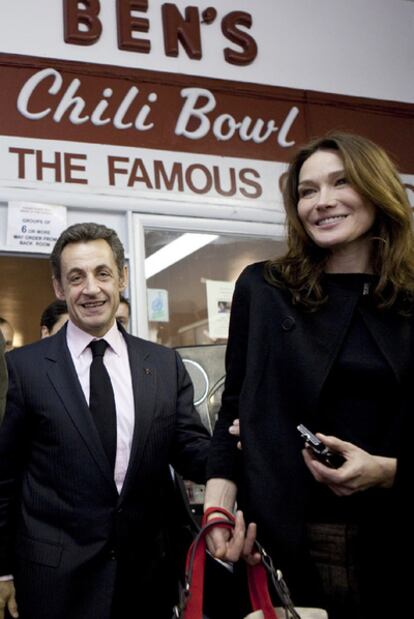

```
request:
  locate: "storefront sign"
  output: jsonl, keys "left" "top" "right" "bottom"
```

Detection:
{"left": 15, "top": 68, "right": 299, "bottom": 150}
{"left": 1, "top": 2, "right": 413, "bottom": 106}
{"left": 0, "top": 60, "right": 304, "bottom": 163}
{"left": 0, "top": 53, "right": 413, "bottom": 214}
{"left": 1, "top": 136, "right": 286, "bottom": 211}
{"left": 63, "top": 1, "right": 258, "bottom": 67}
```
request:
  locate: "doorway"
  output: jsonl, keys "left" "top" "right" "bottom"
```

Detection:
{"left": 0, "top": 254, "right": 55, "bottom": 347}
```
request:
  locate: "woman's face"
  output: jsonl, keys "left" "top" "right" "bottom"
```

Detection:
{"left": 297, "top": 149, "right": 376, "bottom": 258}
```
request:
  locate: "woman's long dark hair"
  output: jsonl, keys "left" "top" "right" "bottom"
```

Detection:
{"left": 265, "top": 132, "right": 414, "bottom": 313}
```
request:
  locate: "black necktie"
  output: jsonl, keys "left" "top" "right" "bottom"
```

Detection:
{"left": 89, "top": 339, "right": 117, "bottom": 471}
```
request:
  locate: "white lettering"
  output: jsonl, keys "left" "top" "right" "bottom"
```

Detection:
{"left": 16, "top": 70, "right": 299, "bottom": 151}
{"left": 113, "top": 87, "right": 139, "bottom": 129}
{"left": 175, "top": 88, "right": 216, "bottom": 140}
{"left": 213, "top": 114, "right": 239, "bottom": 141}
{"left": 17, "top": 68, "right": 62, "bottom": 120}
{"left": 16, "top": 70, "right": 159, "bottom": 133}
{"left": 176, "top": 87, "right": 298, "bottom": 147}
{"left": 239, "top": 117, "right": 278, "bottom": 143}
{"left": 278, "top": 106, "right": 299, "bottom": 147}
{"left": 53, "top": 78, "right": 89, "bottom": 124}
{"left": 134, "top": 93, "right": 158, "bottom": 131}
{"left": 90, "top": 88, "right": 113, "bottom": 126}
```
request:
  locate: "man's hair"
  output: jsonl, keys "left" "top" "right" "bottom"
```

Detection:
{"left": 265, "top": 131, "right": 414, "bottom": 313}
{"left": 50, "top": 222, "right": 125, "bottom": 281}
{"left": 40, "top": 300, "right": 68, "bottom": 331}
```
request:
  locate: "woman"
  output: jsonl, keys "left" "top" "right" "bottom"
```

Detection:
{"left": 204, "top": 132, "right": 413, "bottom": 618}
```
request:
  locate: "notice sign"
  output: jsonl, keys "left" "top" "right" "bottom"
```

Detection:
{"left": 6, "top": 201, "right": 67, "bottom": 253}
{"left": 205, "top": 279, "right": 235, "bottom": 340}
{"left": 147, "top": 289, "right": 169, "bottom": 322}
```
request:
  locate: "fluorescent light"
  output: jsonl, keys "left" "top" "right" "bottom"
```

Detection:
{"left": 145, "top": 233, "right": 218, "bottom": 279}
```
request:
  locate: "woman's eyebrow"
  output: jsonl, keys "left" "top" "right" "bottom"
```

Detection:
{"left": 298, "top": 168, "right": 345, "bottom": 185}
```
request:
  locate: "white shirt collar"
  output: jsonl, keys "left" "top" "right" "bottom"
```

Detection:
{"left": 66, "top": 320, "right": 124, "bottom": 358}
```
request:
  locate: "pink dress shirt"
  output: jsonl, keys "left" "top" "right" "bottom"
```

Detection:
{"left": 66, "top": 320, "right": 135, "bottom": 493}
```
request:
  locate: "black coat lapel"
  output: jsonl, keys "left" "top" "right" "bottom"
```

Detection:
{"left": 118, "top": 334, "right": 157, "bottom": 500}
{"left": 276, "top": 281, "right": 414, "bottom": 420}
{"left": 273, "top": 286, "right": 359, "bottom": 419}
{"left": 44, "top": 327, "right": 117, "bottom": 491}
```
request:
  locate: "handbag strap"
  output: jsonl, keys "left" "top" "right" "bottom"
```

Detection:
{"left": 248, "top": 561, "right": 279, "bottom": 617}
{"left": 182, "top": 507, "right": 234, "bottom": 619}
{"left": 182, "top": 507, "right": 278, "bottom": 619}
{"left": 257, "top": 542, "right": 301, "bottom": 619}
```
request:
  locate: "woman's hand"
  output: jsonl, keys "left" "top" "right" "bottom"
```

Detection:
{"left": 205, "top": 510, "right": 261, "bottom": 566}
{"left": 302, "top": 433, "right": 397, "bottom": 496}
{"left": 228, "top": 418, "right": 242, "bottom": 450}
{"left": 204, "top": 479, "right": 260, "bottom": 565}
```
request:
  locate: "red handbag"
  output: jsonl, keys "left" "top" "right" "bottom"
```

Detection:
{"left": 174, "top": 507, "right": 309, "bottom": 619}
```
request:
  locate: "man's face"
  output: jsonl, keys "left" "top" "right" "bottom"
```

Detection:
{"left": 0, "top": 322, "right": 14, "bottom": 352}
{"left": 53, "top": 240, "right": 127, "bottom": 337}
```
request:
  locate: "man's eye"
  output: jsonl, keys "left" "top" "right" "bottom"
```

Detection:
{"left": 336, "top": 177, "right": 348, "bottom": 186}
{"left": 70, "top": 275, "right": 81, "bottom": 284}
{"left": 98, "top": 272, "right": 110, "bottom": 279}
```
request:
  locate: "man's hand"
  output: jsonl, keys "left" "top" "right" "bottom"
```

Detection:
{"left": 205, "top": 510, "right": 261, "bottom": 566}
{"left": 302, "top": 433, "right": 397, "bottom": 496}
{"left": 0, "top": 579, "right": 18, "bottom": 619}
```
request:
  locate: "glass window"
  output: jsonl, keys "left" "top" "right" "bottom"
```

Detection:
{"left": 135, "top": 219, "right": 285, "bottom": 510}
{"left": 144, "top": 229, "right": 285, "bottom": 347}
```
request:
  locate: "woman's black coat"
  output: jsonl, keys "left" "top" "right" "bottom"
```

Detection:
{"left": 207, "top": 261, "right": 412, "bottom": 607}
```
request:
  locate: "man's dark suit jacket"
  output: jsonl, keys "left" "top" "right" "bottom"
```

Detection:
{"left": 0, "top": 331, "right": 6, "bottom": 420}
{"left": 0, "top": 325, "right": 210, "bottom": 619}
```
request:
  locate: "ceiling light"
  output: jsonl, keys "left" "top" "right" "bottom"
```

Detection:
{"left": 145, "top": 233, "right": 218, "bottom": 279}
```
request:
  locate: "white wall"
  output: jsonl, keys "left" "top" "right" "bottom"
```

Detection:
{"left": 0, "top": 0, "right": 413, "bottom": 102}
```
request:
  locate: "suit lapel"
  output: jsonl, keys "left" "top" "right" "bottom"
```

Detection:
{"left": 119, "top": 335, "right": 157, "bottom": 501}
{"left": 44, "top": 328, "right": 117, "bottom": 491}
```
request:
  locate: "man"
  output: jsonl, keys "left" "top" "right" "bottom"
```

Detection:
{"left": 0, "top": 318, "right": 14, "bottom": 352}
{"left": 0, "top": 331, "right": 6, "bottom": 420}
{"left": 0, "top": 223, "right": 210, "bottom": 619}
{"left": 115, "top": 294, "right": 130, "bottom": 330}
{"left": 39, "top": 299, "right": 69, "bottom": 338}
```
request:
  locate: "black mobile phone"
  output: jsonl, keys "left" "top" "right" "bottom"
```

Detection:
{"left": 297, "top": 424, "right": 345, "bottom": 469}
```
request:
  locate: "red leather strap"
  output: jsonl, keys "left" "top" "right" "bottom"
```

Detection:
{"left": 182, "top": 508, "right": 278, "bottom": 619}
{"left": 248, "top": 561, "right": 279, "bottom": 618}
{"left": 202, "top": 506, "right": 234, "bottom": 526}
{"left": 183, "top": 512, "right": 234, "bottom": 618}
